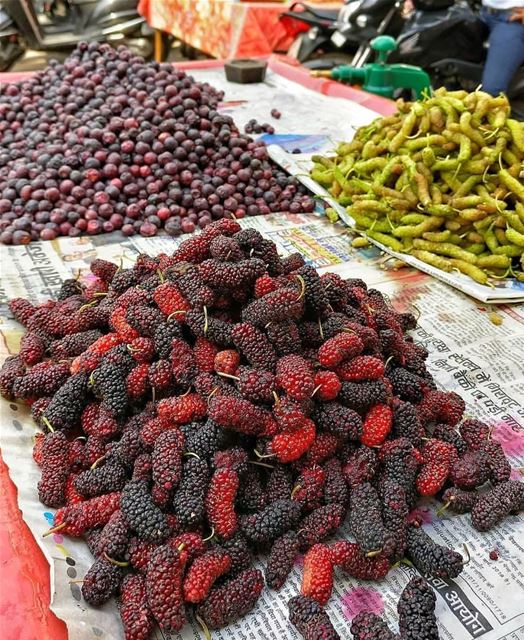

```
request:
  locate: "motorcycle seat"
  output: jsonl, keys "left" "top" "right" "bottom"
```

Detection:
{"left": 288, "top": 3, "right": 339, "bottom": 21}
{"left": 304, "top": 6, "right": 340, "bottom": 20}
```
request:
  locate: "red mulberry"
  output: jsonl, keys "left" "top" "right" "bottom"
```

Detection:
{"left": 276, "top": 354, "right": 315, "bottom": 401}
{"left": 237, "top": 366, "right": 275, "bottom": 403}
{"left": 361, "top": 404, "right": 392, "bottom": 447}
{"left": 206, "top": 467, "right": 239, "bottom": 540}
{"left": 336, "top": 355, "right": 384, "bottom": 381}
{"left": 208, "top": 395, "right": 270, "bottom": 435}
{"left": 292, "top": 466, "right": 326, "bottom": 510}
{"left": 145, "top": 544, "right": 186, "bottom": 632}
{"left": 301, "top": 543, "right": 334, "bottom": 606}
{"left": 242, "top": 286, "right": 304, "bottom": 326}
{"left": 195, "top": 568, "right": 263, "bottom": 629}
{"left": 329, "top": 541, "right": 390, "bottom": 580}
{"left": 151, "top": 429, "right": 185, "bottom": 505}
{"left": 19, "top": 331, "right": 46, "bottom": 366}
{"left": 119, "top": 574, "right": 154, "bottom": 640}
{"left": 157, "top": 394, "right": 207, "bottom": 424}
{"left": 37, "top": 431, "right": 70, "bottom": 508}
{"left": 13, "top": 361, "right": 70, "bottom": 399}
{"left": 271, "top": 419, "right": 316, "bottom": 462}
{"left": 183, "top": 548, "right": 232, "bottom": 603}
{"left": 313, "top": 370, "right": 341, "bottom": 401}
{"left": 318, "top": 333, "right": 364, "bottom": 368}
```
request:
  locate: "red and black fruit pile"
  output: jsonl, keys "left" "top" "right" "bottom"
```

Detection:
{"left": 0, "top": 43, "right": 313, "bottom": 245}
{"left": 1, "top": 219, "right": 522, "bottom": 639}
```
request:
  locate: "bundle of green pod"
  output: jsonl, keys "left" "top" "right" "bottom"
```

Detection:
{"left": 311, "top": 88, "right": 524, "bottom": 284}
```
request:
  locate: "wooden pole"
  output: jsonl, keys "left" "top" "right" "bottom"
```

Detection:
{"left": 154, "top": 29, "right": 162, "bottom": 63}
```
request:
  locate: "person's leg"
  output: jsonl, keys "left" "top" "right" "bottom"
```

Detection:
{"left": 481, "top": 10, "right": 524, "bottom": 95}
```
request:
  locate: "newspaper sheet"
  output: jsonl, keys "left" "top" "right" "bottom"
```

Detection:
{"left": 192, "top": 67, "right": 380, "bottom": 144}
{"left": 1, "top": 213, "right": 523, "bottom": 640}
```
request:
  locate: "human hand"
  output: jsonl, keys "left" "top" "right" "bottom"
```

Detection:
{"left": 509, "top": 7, "right": 524, "bottom": 24}
{"left": 402, "top": 0, "right": 415, "bottom": 16}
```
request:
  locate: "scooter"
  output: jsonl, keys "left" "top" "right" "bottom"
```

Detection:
{"left": 279, "top": 2, "right": 346, "bottom": 65}
{"left": 0, "top": 4, "right": 22, "bottom": 70}
{"left": 281, "top": 0, "right": 406, "bottom": 68}
{"left": 391, "top": 2, "right": 524, "bottom": 113}
{"left": 293, "top": 0, "right": 524, "bottom": 112}
{"left": 0, "top": 0, "right": 151, "bottom": 71}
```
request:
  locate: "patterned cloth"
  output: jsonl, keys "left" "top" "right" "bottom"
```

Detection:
{"left": 139, "top": 0, "right": 298, "bottom": 57}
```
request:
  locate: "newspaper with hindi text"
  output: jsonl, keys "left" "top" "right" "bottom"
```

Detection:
{"left": 0, "top": 213, "right": 523, "bottom": 640}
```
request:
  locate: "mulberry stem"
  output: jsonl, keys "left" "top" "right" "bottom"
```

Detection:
{"left": 203, "top": 306, "right": 209, "bottom": 334}
{"left": 295, "top": 275, "right": 306, "bottom": 300}
{"left": 90, "top": 455, "right": 106, "bottom": 470}
{"left": 203, "top": 528, "right": 215, "bottom": 543}
{"left": 249, "top": 460, "right": 275, "bottom": 469}
{"left": 167, "top": 310, "right": 187, "bottom": 321}
{"left": 103, "top": 553, "right": 130, "bottom": 567}
{"left": 43, "top": 522, "right": 67, "bottom": 537}
{"left": 217, "top": 372, "right": 239, "bottom": 381}
{"left": 41, "top": 416, "right": 55, "bottom": 433}
{"left": 196, "top": 614, "right": 212, "bottom": 640}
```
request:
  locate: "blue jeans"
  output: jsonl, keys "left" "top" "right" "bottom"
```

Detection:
{"left": 481, "top": 7, "right": 524, "bottom": 95}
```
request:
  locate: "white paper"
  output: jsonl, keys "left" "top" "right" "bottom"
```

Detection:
{"left": 1, "top": 213, "right": 524, "bottom": 640}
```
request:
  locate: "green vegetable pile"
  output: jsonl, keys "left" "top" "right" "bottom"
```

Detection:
{"left": 311, "top": 88, "right": 524, "bottom": 284}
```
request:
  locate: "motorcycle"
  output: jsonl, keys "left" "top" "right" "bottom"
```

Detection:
{"left": 387, "top": 1, "right": 524, "bottom": 113}
{"left": 287, "top": 0, "right": 524, "bottom": 112}
{"left": 279, "top": 2, "right": 347, "bottom": 66}
{"left": 0, "top": 0, "right": 152, "bottom": 71}
{"left": 281, "top": 0, "right": 406, "bottom": 68}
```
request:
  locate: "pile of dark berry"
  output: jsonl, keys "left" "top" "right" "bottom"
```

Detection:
{"left": 0, "top": 43, "right": 314, "bottom": 245}
{"left": 1, "top": 219, "right": 522, "bottom": 639}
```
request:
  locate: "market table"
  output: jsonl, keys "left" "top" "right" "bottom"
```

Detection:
{"left": 0, "top": 57, "right": 393, "bottom": 640}
{"left": 1, "top": 60, "right": 523, "bottom": 640}
{"left": 2, "top": 214, "right": 524, "bottom": 640}
{"left": 138, "top": 0, "right": 341, "bottom": 59}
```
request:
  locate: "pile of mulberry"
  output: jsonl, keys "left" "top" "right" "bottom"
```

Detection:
{"left": 0, "top": 217, "right": 520, "bottom": 640}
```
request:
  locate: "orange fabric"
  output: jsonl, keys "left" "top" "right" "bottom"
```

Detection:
{"left": 0, "top": 451, "right": 68, "bottom": 640}
{"left": 139, "top": 0, "right": 294, "bottom": 57}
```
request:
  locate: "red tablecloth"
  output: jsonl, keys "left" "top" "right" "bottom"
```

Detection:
{"left": 0, "top": 59, "right": 393, "bottom": 640}
{"left": 138, "top": 0, "right": 339, "bottom": 58}
{"left": 0, "top": 451, "right": 67, "bottom": 640}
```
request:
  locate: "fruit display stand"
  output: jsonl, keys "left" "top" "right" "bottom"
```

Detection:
{"left": 1, "top": 57, "right": 524, "bottom": 640}
{"left": 0, "top": 58, "right": 392, "bottom": 640}
{"left": 2, "top": 211, "right": 524, "bottom": 640}
{"left": 137, "top": 0, "right": 342, "bottom": 59}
